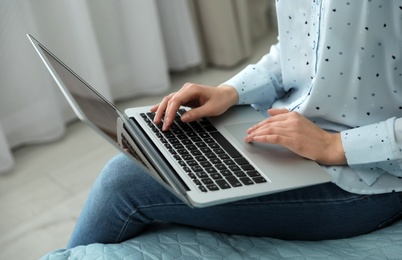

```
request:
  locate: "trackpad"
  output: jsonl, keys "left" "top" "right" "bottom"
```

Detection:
{"left": 223, "top": 123, "right": 295, "bottom": 156}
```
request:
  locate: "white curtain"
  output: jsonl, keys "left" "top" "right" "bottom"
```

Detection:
{"left": 0, "top": 0, "right": 274, "bottom": 174}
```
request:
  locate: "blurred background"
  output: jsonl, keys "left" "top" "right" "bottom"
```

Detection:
{"left": 0, "top": 0, "right": 277, "bottom": 259}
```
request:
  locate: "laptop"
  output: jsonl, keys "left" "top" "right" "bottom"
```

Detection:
{"left": 27, "top": 34, "right": 332, "bottom": 208}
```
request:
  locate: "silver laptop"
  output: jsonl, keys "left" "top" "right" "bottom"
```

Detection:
{"left": 28, "top": 34, "right": 332, "bottom": 208}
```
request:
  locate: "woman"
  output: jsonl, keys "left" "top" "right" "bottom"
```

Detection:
{"left": 68, "top": 0, "right": 402, "bottom": 247}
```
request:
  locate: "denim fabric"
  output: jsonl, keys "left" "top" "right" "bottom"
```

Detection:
{"left": 68, "top": 154, "right": 402, "bottom": 248}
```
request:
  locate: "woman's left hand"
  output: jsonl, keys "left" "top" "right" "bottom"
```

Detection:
{"left": 244, "top": 108, "right": 347, "bottom": 165}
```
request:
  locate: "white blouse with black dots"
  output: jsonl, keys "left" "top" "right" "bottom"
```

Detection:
{"left": 224, "top": 0, "right": 402, "bottom": 194}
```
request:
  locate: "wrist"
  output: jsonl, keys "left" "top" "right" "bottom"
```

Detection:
{"left": 321, "top": 133, "right": 347, "bottom": 165}
{"left": 217, "top": 84, "right": 239, "bottom": 107}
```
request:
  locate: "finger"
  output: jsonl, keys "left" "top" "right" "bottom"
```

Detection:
{"left": 246, "top": 116, "right": 284, "bottom": 134}
{"left": 253, "top": 134, "right": 292, "bottom": 147}
{"left": 150, "top": 103, "right": 159, "bottom": 112}
{"left": 247, "top": 110, "right": 293, "bottom": 134}
{"left": 154, "top": 94, "right": 174, "bottom": 124}
{"left": 163, "top": 96, "right": 189, "bottom": 130}
{"left": 180, "top": 105, "right": 212, "bottom": 122}
{"left": 245, "top": 124, "right": 291, "bottom": 142}
{"left": 164, "top": 84, "right": 208, "bottom": 126}
{"left": 268, "top": 108, "right": 290, "bottom": 116}
{"left": 246, "top": 118, "right": 270, "bottom": 134}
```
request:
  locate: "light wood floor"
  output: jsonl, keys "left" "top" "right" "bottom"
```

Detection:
{"left": 0, "top": 34, "right": 275, "bottom": 260}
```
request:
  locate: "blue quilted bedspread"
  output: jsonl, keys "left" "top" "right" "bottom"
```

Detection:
{"left": 41, "top": 220, "right": 402, "bottom": 259}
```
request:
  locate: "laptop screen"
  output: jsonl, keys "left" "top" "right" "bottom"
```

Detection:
{"left": 39, "top": 43, "right": 119, "bottom": 142}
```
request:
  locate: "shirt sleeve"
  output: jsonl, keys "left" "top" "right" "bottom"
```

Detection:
{"left": 341, "top": 117, "right": 402, "bottom": 186}
{"left": 223, "top": 43, "right": 286, "bottom": 110}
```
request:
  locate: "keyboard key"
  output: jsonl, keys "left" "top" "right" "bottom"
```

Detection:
{"left": 198, "top": 133, "right": 210, "bottom": 138}
{"left": 195, "top": 128, "right": 205, "bottom": 134}
{"left": 181, "top": 139, "right": 192, "bottom": 145}
{"left": 187, "top": 160, "right": 198, "bottom": 167}
{"left": 252, "top": 176, "right": 267, "bottom": 183}
{"left": 163, "top": 132, "right": 175, "bottom": 138}
{"left": 210, "top": 173, "right": 222, "bottom": 180}
{"left": 234, "top": 158, "right": 248, "bottom": 165}
{"left": 204, "top": 138, "right": 215, "bottom": 143}
{"left": 168, "top": 138, "right": 180, "bottom": 144}
{"left": 178, "top": 161, "right": 186, "bottom": 167}
{"left": 200, "top": 147, "right": 212, "bottom": 153}
{"left": 209, "top": 132, "right": 242, "bottom": 158}
{"left": 210, "top": 158, "right": 222, "bottom": 164}
{"left": 186, "top": 144, "right": 197, "bottom": 150}
{"left": 199, "top": 117, "right": 211, "bottom": 125}
{"left": 181, "top": 154, "right": 193, "bottom": 161}
{"left": 228, "top": 165, "right": 241, "bottom": 172}
{"left": 216, "top": 179, "right": 231, "bottom": 189}
{"left": 225, "top": 176, "right": 242, "bottom": 187}
{"left": 194, "top": 141, "right": 207, "bottom": 148}
{"left": 203, "top": 125, "right": 217, "bottom": 132}
{"left": 215, "top": 164, "right": 227, "bottom": 171}
{"left": 247, "top": 170, "right": 261, "bottom": 177}
{"left": 206, "top": 184, "right": 219, "bottom": 191}
{"left": 205, "top": 153, "right": 217, "bottom": 159}
{"left": 188, "top": 173, "right": 197, "bottom": 179}
{"left": 241, "top": 164, "right": 255, "bottom": 171}
{"left": 218, "top": 153, "right": 230, "bottom": 160}
{"left": 191, "top": 136, "right": 202, "bottom": 142}
{"left": 205, "top": 167, "right": 217, "bottom": 174}
{"left": 187, "top": 132, "right": 198, "bottom": 138}
{"left": 208, "top": 143, "right": 220, "bottom": 149}
{"left": 177, "top": 108, "right": 187, "bottom": 116}
{"left": 223, "top": 159, "right": 235, "bottom": 166}
{"left": 176, "top": 134, "right": 188, "bottom": 140}
{"left": 194, "top": 155, "right": 207, "bottom": 162}
{"left": 173, "top": 144, "right": 184, "bottom": 149}
{"left": 191, "top": 165, "right": 203, "bottom": 172}
{"left": 220, "top": 170, "right": 233, "bottom": 177}
{"left": 213, "top": 148, "right": 225, "bottom": 154}
{"left": 190, "top": 122, "right": 202, "bottom": 129}
{"left": 200, "top": 161, "right": 212, "bottom": 168}
{"left": 201, "top": 178, "right": 213, "bottom": 185}
{"left": 196, "top": 172, "right": 208, "bottom": 178}
{"left": 233, "top": 171, "right": 246, "bottom": 178}
{"left": 240, "top": 177, "right": 254, "bottom": 185}
{"left": 177, "top": 149, "right": 189, "bottom": 155}
{"left": 190, "top": 150, "right": 202, "bottom": 156}
{"left": 198, "top": 186, "right": 208, "bottom": 192}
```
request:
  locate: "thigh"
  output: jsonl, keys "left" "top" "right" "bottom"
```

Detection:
{"left": 114, "top": 155, "right": 402, "bottom": 241}
{"left": 76, "top": 153, "right": 402, "bottom": 244}
{"left": 141, "top": 183, "right": 402, "bottom": 240}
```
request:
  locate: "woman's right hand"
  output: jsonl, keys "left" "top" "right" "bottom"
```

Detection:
{"left": 151, "top": 83, "right": 238, "bottom": 131}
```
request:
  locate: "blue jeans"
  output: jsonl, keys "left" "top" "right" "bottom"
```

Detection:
{"left": 67, "top": 154, "right": 402, "bottom": 248}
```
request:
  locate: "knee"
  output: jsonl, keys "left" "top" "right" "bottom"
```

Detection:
{"left": 96, "top": 153, "right": 150, "bottom": 194}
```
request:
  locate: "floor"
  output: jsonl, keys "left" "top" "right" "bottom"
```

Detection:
{"left": 0, "top": 33, "right": 276, "bottom": 260}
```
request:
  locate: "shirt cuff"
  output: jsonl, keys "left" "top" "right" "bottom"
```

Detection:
{"left": 341, "top": 117, "right": 399, "bottom": 186}
{"left": 223, "top": 64, "right": 279, "bottom": 108}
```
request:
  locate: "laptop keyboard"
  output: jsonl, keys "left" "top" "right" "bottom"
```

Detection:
{"left": 139, "top": 109, "right": 267, "bottom": 192}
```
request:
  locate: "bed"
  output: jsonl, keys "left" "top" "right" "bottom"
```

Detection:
{"left": 40, "top": 220, "right": 402, "bottom": 259}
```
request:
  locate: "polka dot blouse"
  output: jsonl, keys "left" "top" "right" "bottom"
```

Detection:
{"left": 224, "top": 0, "right": 402, "bottom": 194}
